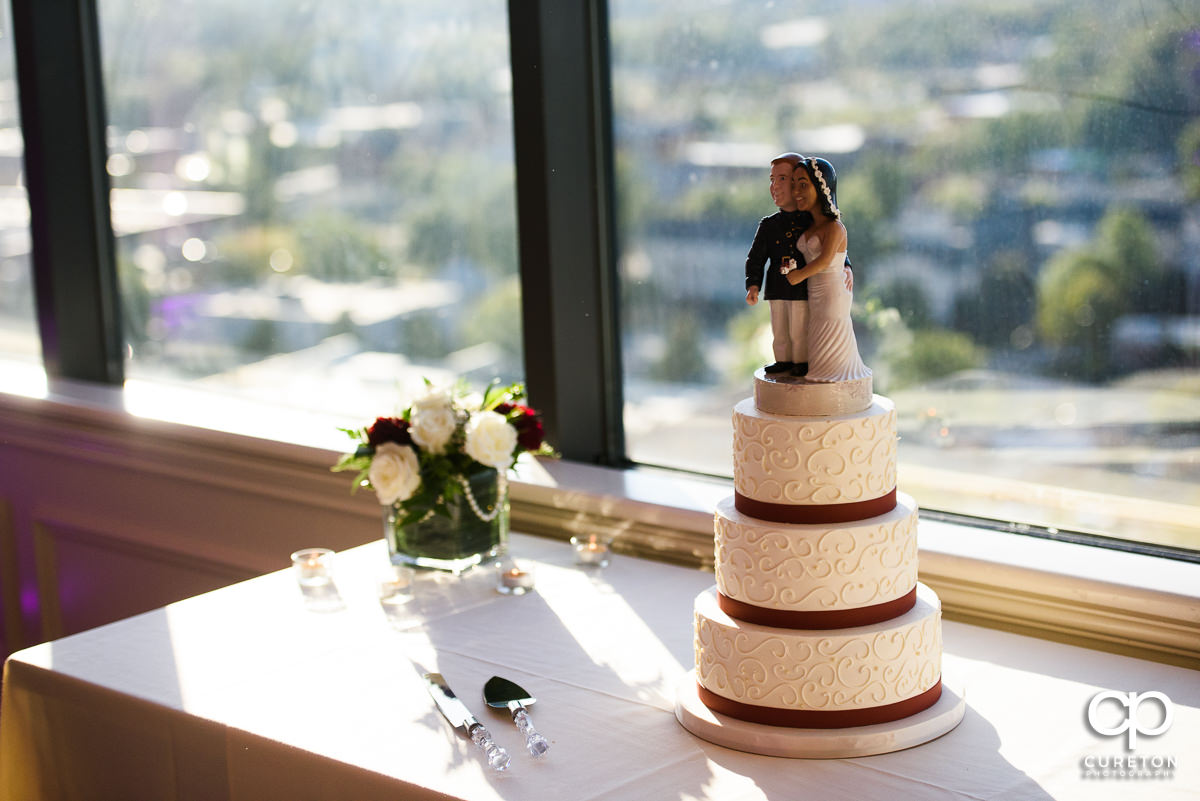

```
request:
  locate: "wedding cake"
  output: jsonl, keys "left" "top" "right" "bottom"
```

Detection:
{"left": 675, "top": 372, "right": 964, "bottom": 757}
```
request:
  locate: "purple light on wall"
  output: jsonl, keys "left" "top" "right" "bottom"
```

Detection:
{"left": 20, "top": 583, "right": 38, "bottom": 617}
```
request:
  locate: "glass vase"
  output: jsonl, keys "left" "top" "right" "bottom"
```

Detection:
{"left": 383, "top": 469, "right": 509, "bottom": 574}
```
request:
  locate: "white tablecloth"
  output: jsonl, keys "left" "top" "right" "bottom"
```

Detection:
{"left": 2, "top": 534, "right": 1197, "bottom": 800}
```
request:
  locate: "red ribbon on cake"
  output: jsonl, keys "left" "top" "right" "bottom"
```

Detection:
{"left": 717, "top": 586, "right": 917, "bottom": 630}
{"left": 734, "top": 487, "right": 897, "bottom": 524}
{"left": 698, "top": 678, "right": 942, "bottom": 729}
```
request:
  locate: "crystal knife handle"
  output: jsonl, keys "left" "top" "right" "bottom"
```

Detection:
{"left": 468, "top": 723, "right": 510, "bottom": 771}
{"left": 513, "top": 708, "right": 550, "bottom": 757}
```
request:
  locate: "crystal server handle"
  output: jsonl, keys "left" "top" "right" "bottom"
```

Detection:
{"left": 468, "top": 723, "right": 510, "bottom": 771}
{"left": 513, "top": 708, "right": 550, "bottom": 757}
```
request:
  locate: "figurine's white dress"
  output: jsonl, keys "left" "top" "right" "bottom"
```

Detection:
{"left": 797, "top": 234, "right": 870, "bottom": 383}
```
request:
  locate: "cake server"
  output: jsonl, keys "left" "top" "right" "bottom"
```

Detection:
{"left": 423, "top": 672, "right": 511, "bottom": 772}
{"left": 483, "top": 675, "right": 550, "bottom": 757}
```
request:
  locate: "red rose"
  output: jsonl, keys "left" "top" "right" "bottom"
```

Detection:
{"left": 496, "top": 402, "right": 544, "bottom": 451}
{"left": 516, "top": 416, "right": 545, "bottom": 452}
{"left": 366, "top": 416, "right": 413, "bottom": 447}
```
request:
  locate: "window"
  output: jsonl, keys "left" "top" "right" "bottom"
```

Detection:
{"left": 0, "top": 2, "right": 35, "bottom": 365}
{"left": 97, "top": 0, "right": 522, "bottom": 424}
{"left": 609, "top": 1, "right": 1199, "bottom": 553}
{"left": 6, "top": 0, "right": 1198, "bottom": 557}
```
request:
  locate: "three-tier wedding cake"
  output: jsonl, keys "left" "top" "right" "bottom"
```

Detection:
{"left": 675, "top": 372, "right": 965, "bottom": 758}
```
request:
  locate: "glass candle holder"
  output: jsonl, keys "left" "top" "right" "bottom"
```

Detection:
{"left": 290, "top": 548, "right": 335, "bottom": 587}
{"left": 377, "top": 564, "right": 416, "bottom": 610}
{"left": 496, "top": 558, "right": 535, "bottom": 595}
{"left": 571, "top": 534, "right": 612, "bottom": 568}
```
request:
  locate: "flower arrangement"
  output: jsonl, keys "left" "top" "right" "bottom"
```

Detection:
{"left": 333, "top": 380, "right": 552, "bottom": 538}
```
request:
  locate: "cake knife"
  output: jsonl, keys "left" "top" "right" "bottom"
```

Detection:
{"left": 423, "top": 672, "right": 511, "bottom": 772}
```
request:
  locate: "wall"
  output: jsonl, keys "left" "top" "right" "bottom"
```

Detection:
{"left": 0, "top": 389, "right": 383, "bottom": 657}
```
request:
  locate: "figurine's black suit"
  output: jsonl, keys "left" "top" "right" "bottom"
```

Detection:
{"left": 745, "top": 208, "right": 813, "bottom": 303}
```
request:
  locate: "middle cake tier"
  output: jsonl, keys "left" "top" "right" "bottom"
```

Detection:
{"left": 732, "top": 395, "right": 896, "bottom": 523}
{"left": 714, "top": 492, "right": 918, "bottom": 628}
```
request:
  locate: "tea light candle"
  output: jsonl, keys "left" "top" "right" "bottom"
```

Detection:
{"left": 571, "top": 534, "right": 612, "bottom": 568}
{"left": 496, "top": 561, "right": 535, "bottom": 595}
{"left": 290, "top": 548, "right": 334, "bottom": 587}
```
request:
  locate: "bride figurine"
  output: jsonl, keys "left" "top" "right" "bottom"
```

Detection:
{"left": 781, "top": 157, "right": 870, "bottom": 383}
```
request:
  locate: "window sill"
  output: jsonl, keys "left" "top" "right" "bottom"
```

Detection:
{"left": 2, "top": 366, "right": 1198, "bottom": 669}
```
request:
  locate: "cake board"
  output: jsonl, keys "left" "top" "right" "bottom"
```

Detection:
{"left": 674, "top": 669, "right": 965, "bottom": 759}
{"left": 752, "top": 367, "right": 873, "bottom": 416}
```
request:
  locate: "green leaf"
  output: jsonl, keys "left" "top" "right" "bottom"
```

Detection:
{"left": 480, "top": 378, "right": 504, "bottom": 411}
{"left": 331, "top": 453, "right": 369, "bottom": 473}
{"left": 480, "top": 379, "right": 526, "bottom": 411}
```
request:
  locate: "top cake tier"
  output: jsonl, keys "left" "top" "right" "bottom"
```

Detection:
{"left": 753, "top": 367, "right": 873, "bottom": 417}
{"left": 733, "top": 395, "right": 897, "bottom": 523}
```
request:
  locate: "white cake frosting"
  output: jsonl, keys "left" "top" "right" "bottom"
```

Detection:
{"left": 687, "top": 373, "right": 948, "bottom": 732}
{"left": 714, "top": 493, "right": 918, "bottom": 612}
{"left": 732, "top": 396, "right": 896, "bottom": 507}
{"left": 694, "top": 582, "right": 942, "bottom": 712}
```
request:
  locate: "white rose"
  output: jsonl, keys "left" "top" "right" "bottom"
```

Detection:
{"left": 410, "top": 405, "right": 457, "bottom": 454}
{"left": 368, "top": 442, "right": 421, "bottom": 505}
{"left": 407, "top": 386, "right": 457, "bottom": 453}
{"left": 464, "top": 411, "right": 518, "bottom": 469}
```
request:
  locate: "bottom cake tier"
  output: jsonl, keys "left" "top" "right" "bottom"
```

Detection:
{"left": 694, "top": 581, "right": 943, "bottom": 728}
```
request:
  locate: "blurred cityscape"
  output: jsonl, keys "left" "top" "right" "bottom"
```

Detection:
{"left": 0, "top": 0, "right": 1196, "bottom": 547}
{"left": 606, "top": 1, "right": 1200, "bottom": 548}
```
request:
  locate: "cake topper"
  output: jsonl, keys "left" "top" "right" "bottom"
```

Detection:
{"left": 782, "top": 156, "right": 870, "bottom": 383}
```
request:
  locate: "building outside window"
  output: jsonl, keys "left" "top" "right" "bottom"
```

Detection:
{"left": 97, "top": 0, "right": 522, "bottom": 428}
{"left": 0, "top": 2, "right": 34, "bottom": 366}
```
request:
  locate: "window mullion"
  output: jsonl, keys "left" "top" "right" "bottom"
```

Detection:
{"left": 12, "top": 0, "right": 123, "bottom": 384}
{"left": 508, "top": 0, "right": 625, "bottom": 466}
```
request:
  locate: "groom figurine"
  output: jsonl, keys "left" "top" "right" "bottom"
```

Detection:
{"left": 745, "top": 152, "right": 812, "bottom": 376}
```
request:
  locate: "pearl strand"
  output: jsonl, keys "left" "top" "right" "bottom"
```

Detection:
{"left": 458, "top": 471, "right": 507, "bottom": 522}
